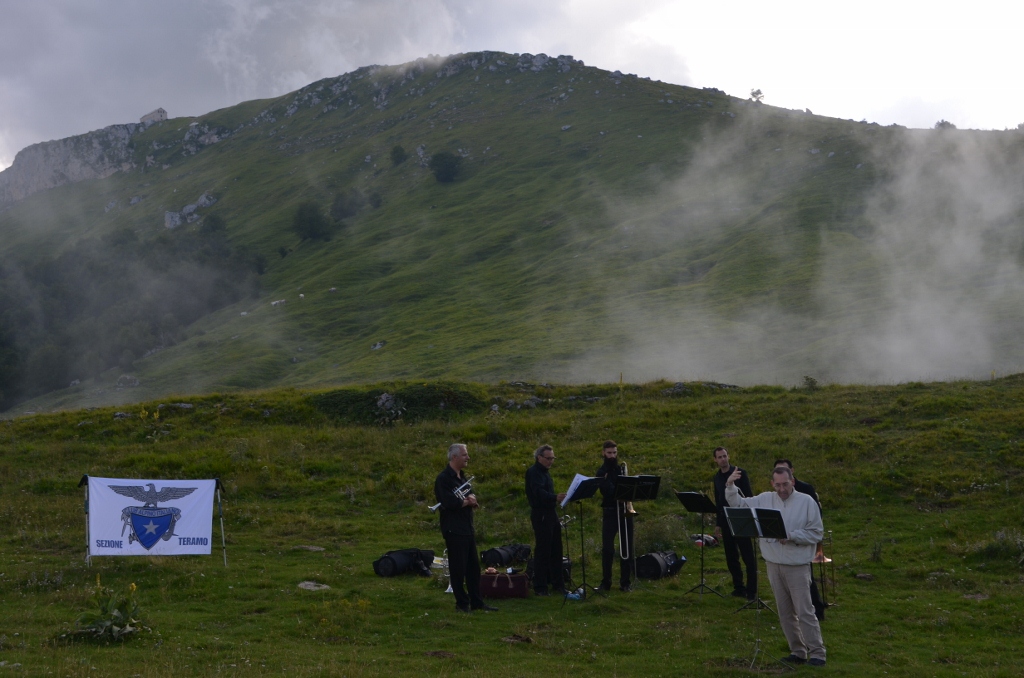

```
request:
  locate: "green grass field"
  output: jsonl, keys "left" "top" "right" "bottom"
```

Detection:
{"left": 1, "top": 377, "right": 1022, "bottom": 675}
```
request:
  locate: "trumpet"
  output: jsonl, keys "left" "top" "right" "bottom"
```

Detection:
{"left": 429, "top": 475, "right": 475, "bottom": 513}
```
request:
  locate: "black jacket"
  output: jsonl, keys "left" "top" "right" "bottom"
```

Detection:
{"left": 795, "top": 478, "right": 821, "bottom": 514}
{"left": 525, "top": 461, "right": 558, "bottom": 513}
{"left": 712, "top": 465, "right": 752, "bottom": 535}
{"left": 434, "top": 465, "right": 474, "bottom": 536}
{"left": 597, "top": 457, "right": 622, "bottom": 508}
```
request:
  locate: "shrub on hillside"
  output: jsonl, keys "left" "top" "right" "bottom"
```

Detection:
{"left": 201, "top": 213, "right": 227, "bottom": 234}
{"left": 330, "top": 190, "right": 365, "bottom": 221}
{"left": 429, "top": 152, "right": 462, "bottom": 183}
{"left": 390, "top": 145, "right": 408, "bottom": 165}
{"left": 292, "top": 202, "right": 333, "bottom": 241}
{"left": 310, "top": 382, "right": 487, "bottom": 424}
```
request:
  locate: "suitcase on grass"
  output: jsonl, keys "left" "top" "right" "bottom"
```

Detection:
{"left": 480, "top": 572, "right": 529, "bottom": 598}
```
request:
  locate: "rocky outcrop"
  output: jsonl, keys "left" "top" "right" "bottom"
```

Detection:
{"left": 0, "top": 122, "right": 143, "bottom": 206}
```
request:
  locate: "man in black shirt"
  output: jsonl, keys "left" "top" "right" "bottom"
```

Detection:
{"left": 597, "top": 440, "right": 634, "bottom": 591}
{"left": 774, "top": 459, "right": 820, "bottom": 506}
{"left": 525, "top": 444, "right": 567, "bottom": 596}
{"left": 434, "top": 443, "right": 496, "bottom": 612}
{"left": 712, "top": 446, "right": 757, "bottom": 600}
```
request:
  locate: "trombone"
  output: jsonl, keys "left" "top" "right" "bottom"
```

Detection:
{"left": 617, "top": 463, "right": 637, "bottom": 559}
{"left": 429, "top": 475, "right": 475, "bottom": 513}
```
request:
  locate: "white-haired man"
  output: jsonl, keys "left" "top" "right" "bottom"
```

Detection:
{"left": 434, "top": 443, "right": 496, "bottom": 613}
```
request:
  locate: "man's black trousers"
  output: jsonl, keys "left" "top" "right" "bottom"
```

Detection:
{"left": 530, "top": 510, "right": 564, "bottom": 593}
{"left": 443, "top": 531, "right": 483, "bottom": 609}
{"left": 601, "top": 507, "right": 634, "bottom": 588}
{"left": 721, "top": 530, "right": 757, "bottom": 597}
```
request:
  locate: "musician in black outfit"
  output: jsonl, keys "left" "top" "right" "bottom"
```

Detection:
{"left": 597, "top": 440, "right": 634, "bottom": 592}
{"left": 712, "top": 446, "right": 758, "bottom": 600}
{"left": 434, "top": 443, "right": 497, "bottom": 613}
{"left": 525, "top": 444, "right": 566, "bottom": 596}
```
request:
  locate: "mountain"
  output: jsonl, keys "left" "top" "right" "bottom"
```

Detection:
{"left": 2, "top": 50, "right": 1024, "bottom": 413}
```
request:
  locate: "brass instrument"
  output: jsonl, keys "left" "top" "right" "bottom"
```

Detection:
{"left": 617, "top": 463, "right": 636, "bottom": 560}
{"left": 620, "top": 463, "right": 637, "bottom": 515}
{"left": 812, "top": 529, "right": 835, "bottom": 606}
{"left": 442, "top": 548, "right": 453, "bottom": 593}
{"left": 429, "top": 475, "right": 475, "bottom": 513}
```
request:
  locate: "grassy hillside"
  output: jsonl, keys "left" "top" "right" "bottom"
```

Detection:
{"left": 3, "top": 51, "right": 1024, "bottom": 413}
{"left": 0, "top": 377, "right": 1022, "bottom": 675}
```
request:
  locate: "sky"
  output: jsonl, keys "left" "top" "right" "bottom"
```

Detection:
{"left": 1, "top": 0, "right": 1022, "bottom": 171}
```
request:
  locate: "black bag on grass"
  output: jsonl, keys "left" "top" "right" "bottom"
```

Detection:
{"left": 373, "top": 548, "right": 434, "bottom": 577}
{"left": 480, "top": 544, "right": 531, "bottom": 568}
{"left": 635, "top": 551, "right": 686, "bottom": 579}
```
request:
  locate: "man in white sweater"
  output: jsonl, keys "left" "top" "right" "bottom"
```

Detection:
{"left": 725, "top": 465, "right": 826, "bottom": 667}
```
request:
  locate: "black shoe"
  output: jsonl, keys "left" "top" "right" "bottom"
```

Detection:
{"left": 731, "top": 589, "right": 747, "bottom": 598}
{"left": 808, "top": 658, "right": 826, "bottom": 667}
{"left": 598, "top": 582, "right": 612, "bottom": 592}
{"left": 472, "top": 603, "right": 498, "bottom": 612}
{"left": 782, "top": 654, "right": 807, "bottom": 665}
{"left": 456, "top": 603, "right": 472, "bottom": 613}
{"left": 620, "top": 584, "right": 632, "bottom": 593}
{"left": 534, "top": 589, "right": 550, "bottom": 597}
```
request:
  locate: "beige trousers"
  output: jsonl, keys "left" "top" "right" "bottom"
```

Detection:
{"left": 766, "top": 561, "right": 826, "bottom": 661}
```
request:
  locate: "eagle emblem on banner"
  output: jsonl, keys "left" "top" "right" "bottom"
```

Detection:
{"left": 110, "top": 483, "right": 197, "bottom": 550}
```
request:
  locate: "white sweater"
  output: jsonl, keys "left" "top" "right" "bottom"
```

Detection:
{"left": 724, "top": 487, "right": 823, "bottom": 565}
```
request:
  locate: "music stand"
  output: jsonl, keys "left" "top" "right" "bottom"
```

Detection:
{"left": 675, "top": 491, "right": 724, "bottom": 598}
{"left": 725, "top": 507, "right": 793, "bottom": 672}
{"left": 614, "top": 475, "right": 660, "bottom": 588}
{"left": 561, "top": 476, "right": 601, "bottom": 603}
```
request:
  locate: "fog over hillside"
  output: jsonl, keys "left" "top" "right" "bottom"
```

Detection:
{"left": 561, "top": 118, "right": 1024, "bottom": 385}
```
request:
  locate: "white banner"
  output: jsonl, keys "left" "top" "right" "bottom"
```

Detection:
{"left": 87, "top": 477, "right": 216, "bottom": 557}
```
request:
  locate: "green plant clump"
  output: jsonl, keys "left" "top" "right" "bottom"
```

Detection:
{"left": 72, "top": 578, "right": 144, "bottom": 642}
{"left": 428, "top": 151, "right": 461, "bottom": 182}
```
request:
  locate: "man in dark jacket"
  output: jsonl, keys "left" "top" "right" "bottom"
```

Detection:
{"left": 712, "top": 446, "right": 757, "bottom": 600}
{"left": 434, "top": 443, "right": 497, "bottom": 612}
{"left": 597, "top": 440, "right": 634, "bottom": 591}
{"left": 525, "top": 444, "right": 567, "bottom": 595}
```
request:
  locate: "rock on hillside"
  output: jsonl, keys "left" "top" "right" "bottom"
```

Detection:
{"left": 0, "top": 122, "right": 144, "bottom": 206}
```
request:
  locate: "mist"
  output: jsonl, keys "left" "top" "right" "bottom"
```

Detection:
{"left": 559, "top": 112, "right": 1024, "bottom": 386}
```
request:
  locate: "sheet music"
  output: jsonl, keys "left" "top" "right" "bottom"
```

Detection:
{"left": 561, "top": 473, "right": 596, "bottom": 507}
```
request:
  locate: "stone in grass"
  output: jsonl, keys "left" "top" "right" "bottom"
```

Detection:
{"left": 294, "top": 545, "right": 326, "bottom": 552}
{"left": 855, "top": 573, "right": 875, "bottom": 581}
{"left": 502, "top": 634, "right": 533, "bottom": 644}
{"left": 298, "top": 581, "right": 330, "bottom": 591}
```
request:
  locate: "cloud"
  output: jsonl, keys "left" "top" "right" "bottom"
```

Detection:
{"left": 553, "top": 110, "right": 1024, "bottom": 386}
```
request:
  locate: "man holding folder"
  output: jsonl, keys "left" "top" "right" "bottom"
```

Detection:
{"left": 725, "top": 465, "right": 826, "bottom": 667}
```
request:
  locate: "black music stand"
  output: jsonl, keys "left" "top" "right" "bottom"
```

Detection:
{"left": 725, "top": 507, "right": 794, "bottom": 672}
{"left": 614, "top": 475, "right": 660, "bottom": 588}
{"left": 676, "top": 491, "right": 725, "bottom": 598}
{"left": 561, "top": 477, "right": 601, "bottom": 603}
{"left": 725, "top": 507, "right": 776, "bottom": 613}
